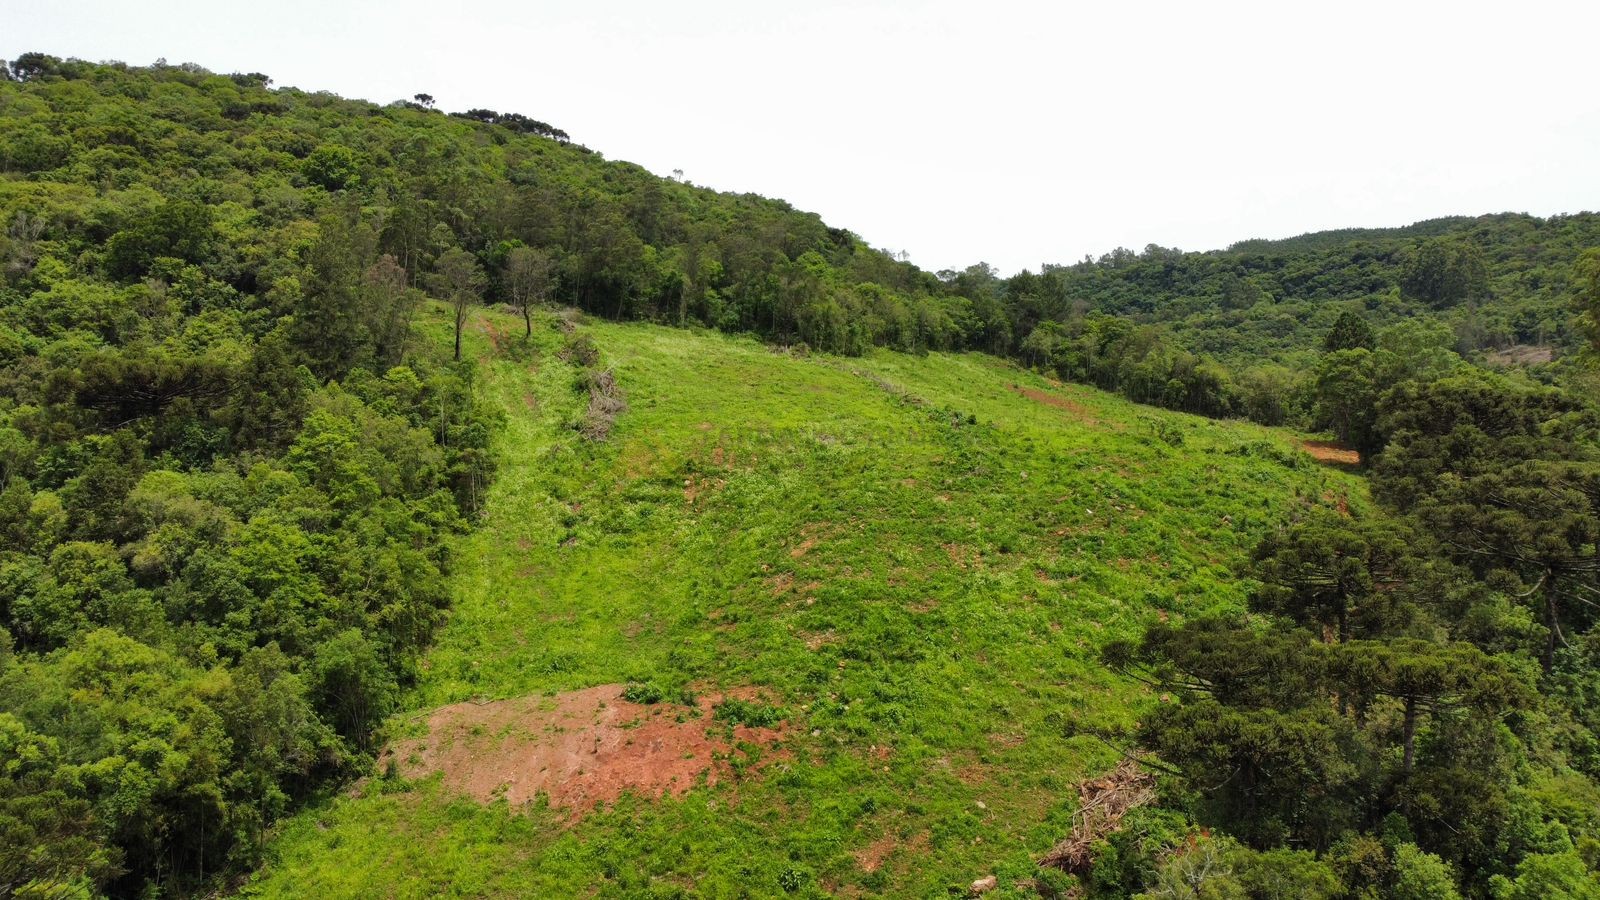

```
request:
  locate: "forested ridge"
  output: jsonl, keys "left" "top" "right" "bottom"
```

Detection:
{"left": 3, "top": 50, "right": 1600, "bottom": 898}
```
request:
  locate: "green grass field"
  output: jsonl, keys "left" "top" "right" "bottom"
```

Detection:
{"left": 245, "top": 305, "right": 1363, "bottom": 898}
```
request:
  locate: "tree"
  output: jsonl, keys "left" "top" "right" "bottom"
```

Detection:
{"left": 1111, "top": 615, "right": 1530, "bottom": 864}
{"left": 303, "top": 144, "right": 361, "bottom": 191}
{"left": 1136, "top": 699, "right": 1365, "bottom": 849}
{"left": 1577, "top": 247, "right": 1600, "bottom": 352}
{"left": 434, "top": 248, "right": 484, "bottom": 361}
{"left": 1489, "top": 851, "right": 1600, "bottom": 900}
{"left": 1400, "top": 239, "right": 1488, "bottom": 308}
{"left": 1418, "top": 459, "right": 1600, "bottom": 674}
{"left": 1313, "top": 348, "right": 1392, "bottom": 459}
{"left": 412, "top": 93, "right": 434, "bottom": 108}
{"left": 364, "top": 254, "right": 419, "bottom": 366}
{"left": 503, "top": 246, "right": 554, "bottom": 336}
{"left": 308, "top": 629, "right": 396, "bottom": 752}
{"left": 1375, "top": 377, "right": 1600, "bottom": 673}
{"left": 1328, "top": 639, "right": 1527, "bottom": 773}
{"left": 295, "top": 206, "right": 379, "bottom": 376}
{"left": 104, "top": 200, "right": 216, "bottom": 281}
{"left": 1324, "top": 310, "right": 1376, "bottom": 352}
{"left": 1251, "top": 511, "right": 1420, "bottom": 644}
{"left": 1391, "top": 843, "right": 1463, "bottom": 900}
{"left": 0, "top": 713, "right": 118, "bottom": 894}
{"left": 8, "top": 52, "right": 60, "bottom": 82}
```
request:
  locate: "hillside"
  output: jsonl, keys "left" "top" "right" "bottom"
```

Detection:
{"left": 0, "top": 53, "right": 957, "bottom": 361}
{"left": 244, "top": 305, "right": 1360, "bottom": 896}
{"left": 4, "top": 53, "right": 1600, "bottom": 900}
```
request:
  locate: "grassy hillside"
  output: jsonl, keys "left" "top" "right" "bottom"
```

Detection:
{"left": 246, "top": 305, "right": 1360, "bottom": 897}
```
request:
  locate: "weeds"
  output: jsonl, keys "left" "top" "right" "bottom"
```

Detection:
{"left": 713, "top": 698, "right": 787, "bottom": 728}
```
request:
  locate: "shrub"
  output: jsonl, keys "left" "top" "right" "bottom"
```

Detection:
{"left": 714, "top": 697, "right": 786, "bottom": 728}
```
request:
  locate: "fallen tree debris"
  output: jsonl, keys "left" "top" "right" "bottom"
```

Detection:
{"left": 1038, "top": 758, "right": 1158, "bottom": 874}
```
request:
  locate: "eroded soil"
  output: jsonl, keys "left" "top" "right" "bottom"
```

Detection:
{"left": 383, "top": 684, "right": 788, "bottom": 815}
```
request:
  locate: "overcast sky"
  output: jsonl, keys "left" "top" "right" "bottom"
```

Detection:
{"left": 8, "top": 0, "right": 1600, "bottom": 274}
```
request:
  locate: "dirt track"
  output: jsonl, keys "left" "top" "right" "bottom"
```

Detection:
{"left": 1009, "top": 384, "right": 1098, "bottom": 423}
{"left": 1301, "top": 439, "right": 1360, "bottom": 465}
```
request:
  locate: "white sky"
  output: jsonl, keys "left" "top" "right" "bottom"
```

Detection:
{"left": 7, "top": 0, "right": 1600, "bottom": 274}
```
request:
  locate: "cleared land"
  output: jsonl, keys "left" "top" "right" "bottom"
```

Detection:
{"left": 383, "top": 684, "right": 789, "bottom": 813}
{"left": 246, "top": 306, "right": 1362, "bottom": 898}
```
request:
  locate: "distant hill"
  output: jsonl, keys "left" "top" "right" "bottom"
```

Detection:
{"left": 1227, "top": 214, "right": 1502, "bottom": 253}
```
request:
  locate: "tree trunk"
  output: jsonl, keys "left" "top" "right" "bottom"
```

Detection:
{"left": 523, "top": 304, "right": 532, "bottom": 337}
{"left": 1402, "top": 696, "right": 1418, "bottom": 775}
{"left": 454, "top": 318, "right": 462, "bottom": 361}
{"left": 1544, "top": 573, "right": 1559, "bottom": 675}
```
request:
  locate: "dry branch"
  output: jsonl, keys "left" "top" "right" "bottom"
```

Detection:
{"left": 1038, "top": 758, "right": 1158, "bottom": 874}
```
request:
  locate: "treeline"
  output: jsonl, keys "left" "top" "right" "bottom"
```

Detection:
{"left": 1086, "top": 318, "right": 1600, "bottom": 896}
{"left": 6, "top": 53, "right": 1594, "bottom": 441}
{"left": 451, "top": 108, "right": 570, "bottom": 143}
{"left": 0, "top": 52, "right": 967, "bottom": 363}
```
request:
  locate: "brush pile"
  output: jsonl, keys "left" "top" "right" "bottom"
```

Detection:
{"left": 1038, "top": 759, "right": 1157, "bottom": 874}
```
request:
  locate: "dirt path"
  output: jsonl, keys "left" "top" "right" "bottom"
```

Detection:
{"left": 1301, "top": 439, "right": 1360, "bottom": 466}
{"left": 1009, "top": 383, "right": 1098, "bottom": 424}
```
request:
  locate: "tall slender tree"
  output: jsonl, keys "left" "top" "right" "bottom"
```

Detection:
{"left": 434, "top": 248, "right": 484, "bottom": 361}
{"left": 503, "top": 245, "right": 553, "bottom": 336}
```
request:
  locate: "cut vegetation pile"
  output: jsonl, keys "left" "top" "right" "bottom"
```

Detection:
{"left": 579, "top": 368, "right": 627, "bottom": 442}
{"left": 1037, "top": 759, "right": 1158, "bottom": 875}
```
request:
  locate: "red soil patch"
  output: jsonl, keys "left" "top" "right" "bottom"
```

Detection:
{"left": 683, "top": 474, "right": 724, "bottom": 505}
{"left": 1009, "top": 384, "right": 1098, "bottom": 424}
{"left": 854, "top": 829, "right": 929, "bottom": 874}
{"left": 383, "top": 684, "right": 788, "bottom": 816}
{"left": 1301, "top": 439, "right": 1360, "bottom": 466}
{"left": 789, "top": 524, "right": 829, "bottom": 559}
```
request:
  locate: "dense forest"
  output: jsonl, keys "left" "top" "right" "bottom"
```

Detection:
{"left": 2, "top": 50, "right": 1600, "bottom": 898}
{"left": 1095, "top": 364, "right": 1600, "bottom": 898}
